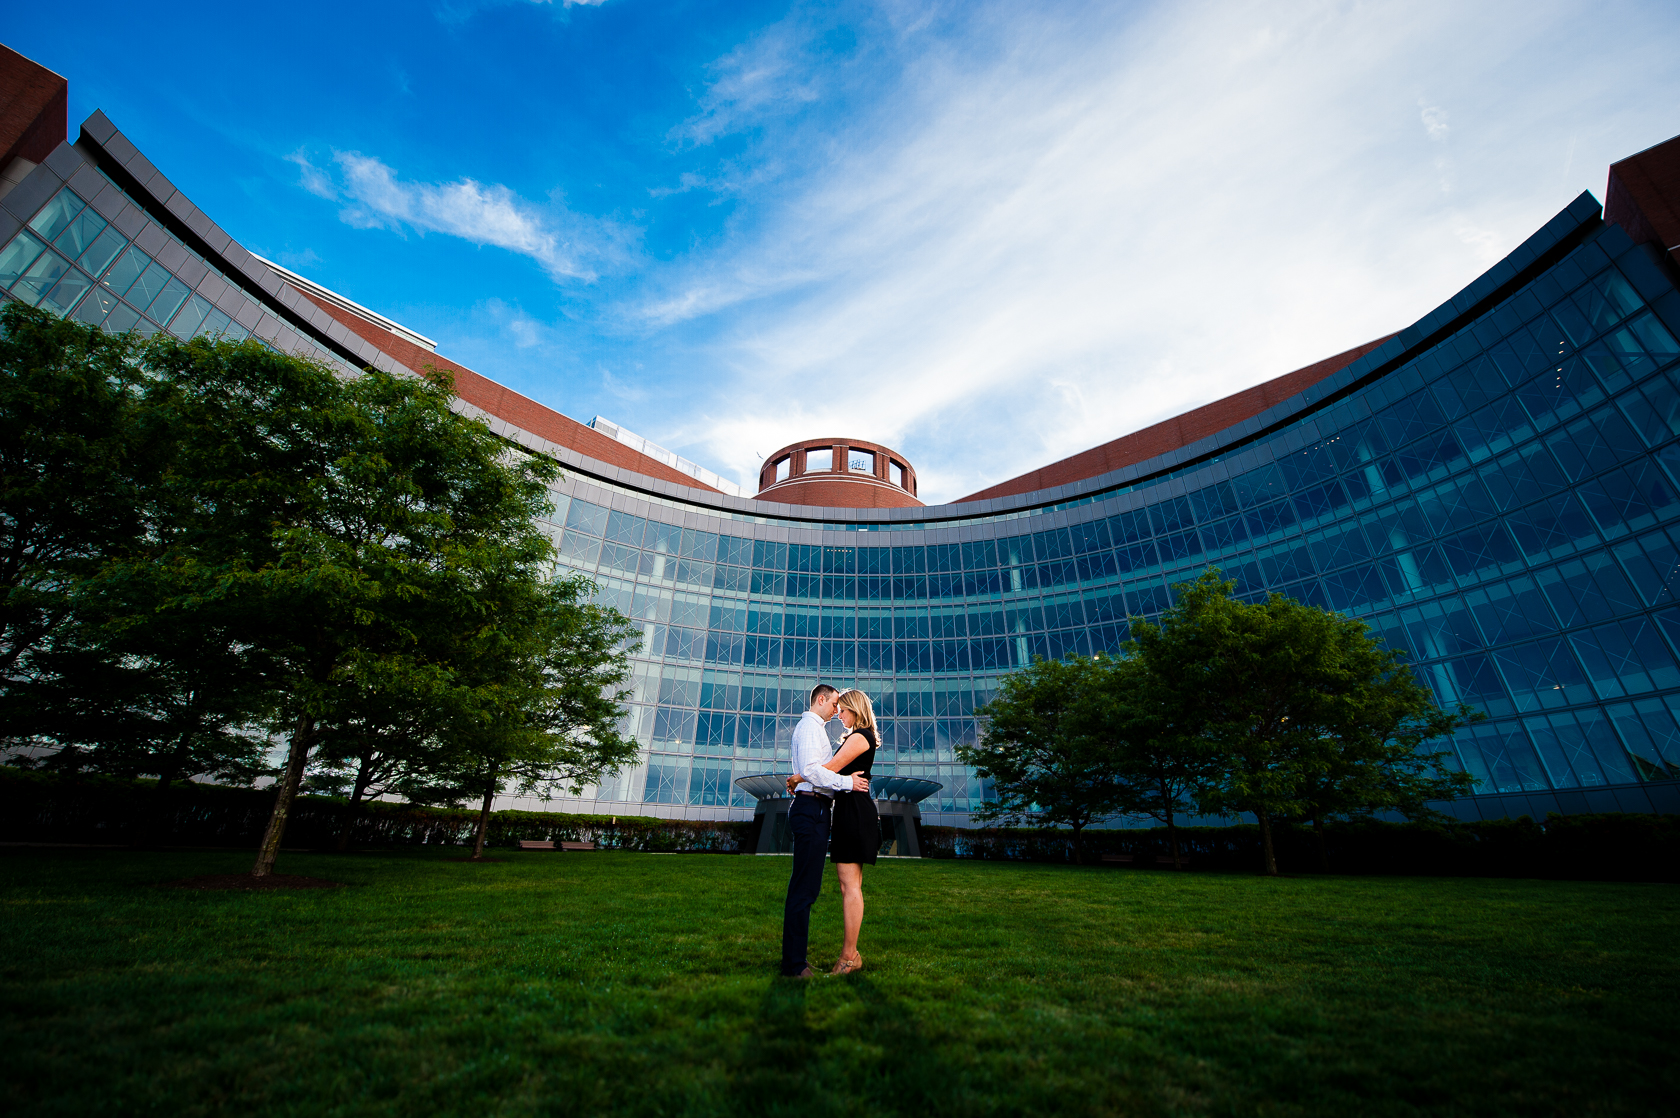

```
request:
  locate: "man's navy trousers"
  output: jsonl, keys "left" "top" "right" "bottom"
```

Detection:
{"left": 780, "top": 794, "right": 831, "bottom": 975}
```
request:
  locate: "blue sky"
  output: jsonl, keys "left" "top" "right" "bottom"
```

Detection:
{"left": 10, "top": 1, "right": 1680, "bottom": 501}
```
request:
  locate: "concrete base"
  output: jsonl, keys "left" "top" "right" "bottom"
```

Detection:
{"left": 751, "top": 798, "right": 924, "bottom": 857}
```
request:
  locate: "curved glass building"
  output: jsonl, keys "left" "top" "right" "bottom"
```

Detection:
{"left": 6, "top": 44, "right": 1680, "bottom": 823}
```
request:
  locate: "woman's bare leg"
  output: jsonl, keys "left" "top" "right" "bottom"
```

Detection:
{"left": 836, "top": 862, "right": 864, "bottom": 960}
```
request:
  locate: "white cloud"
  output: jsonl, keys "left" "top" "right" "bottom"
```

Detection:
{"left": 289, "top": 150, "right": 631, "bottom": 283}
{"left": 1420, "top": 102, "right": 1450, "bottom": 141}
{"left": 286, "top": 150, "right": 336, "bottom": 200}
{"left": 606, "top": 0, "right": 1680, "bottom": 502}
{"left": 601, "top": 368, "right": 648, "bottom": 403}
{"left": 673, "top": 18, "right": 826, "bottom": 148}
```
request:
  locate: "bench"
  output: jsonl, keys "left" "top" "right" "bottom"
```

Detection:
{"left": 561, "top": 841, "right": 596, "bottom": 852}
{"left": 1101, "top": 854, "right": 1134, "bottom": 865}
{"left": 518, "top": 840, "right": 555, "bottom": 850}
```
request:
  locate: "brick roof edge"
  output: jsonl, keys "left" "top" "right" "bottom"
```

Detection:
{"left": 287, "top": 286, "right": 724, "bottom": 495}
{"left": 954, "top": 334, "right": 1396, "bottom": 503}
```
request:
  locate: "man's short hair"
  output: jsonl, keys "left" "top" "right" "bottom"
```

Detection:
{"left": 809, "top": 683, "right": 838, "bottom": 707}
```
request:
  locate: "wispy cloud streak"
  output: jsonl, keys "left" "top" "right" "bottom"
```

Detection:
{"left": 620, "top": 0, "right": 1680, "bottom": 500}
{"left": 290, "top": 150, "right": 630, "bottom": 282}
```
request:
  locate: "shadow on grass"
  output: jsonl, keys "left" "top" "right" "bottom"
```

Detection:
{"left": 722, "top": 972, "right": 950, "bottom": 1116}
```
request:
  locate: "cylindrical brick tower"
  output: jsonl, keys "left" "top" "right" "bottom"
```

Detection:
{"left": 756, "top": 438, "right": 921, "bottom": 508}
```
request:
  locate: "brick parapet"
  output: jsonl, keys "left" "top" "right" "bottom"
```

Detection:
{"left": 757, "top": 436, "right": 920, "bottom": 507}
{"left": 757, "top": 475, "right": 925, "bottom": 508}
{"left": 288, "top": 287, "right": 722, "bottom": 494}
{"left": 955, "top": 336, "right": 1395, "bottom": 503}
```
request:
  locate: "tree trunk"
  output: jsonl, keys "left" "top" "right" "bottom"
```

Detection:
{"left": 336, "top": 751, "right": 375, "bottom": 853}
{"left": 251, "top": 712, "right": 315, "bottom": 877}
{"left": 154, "top": 735, "right": 189, "bottom": 795}
{"left": 1162, "top": 778, "right": 1181, "bottom": 869}
{"left": 470, "top": 766, "right": 498, "bottom": 861}
{"left": 1256, "top": 809, "right": 1278, "bottom": 876}
{"left": 1312, "top": 812, "right": 1329, "bottom": 873}
{"left": 139, "top": 732, "right": 193, "bottom": 847}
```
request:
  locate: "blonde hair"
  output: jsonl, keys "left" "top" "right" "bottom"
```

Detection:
{"left": 835, "top": 688, "right": 876, "bottom": 732}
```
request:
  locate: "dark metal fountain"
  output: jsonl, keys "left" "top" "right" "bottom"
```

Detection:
{"left": 732, "top": 774, "right": 943, "bottom": 857}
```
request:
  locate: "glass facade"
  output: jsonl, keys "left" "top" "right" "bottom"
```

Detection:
{"left": 7, "top": 120, "right": 1680, "bottom": 824}
{"left": 527, "top": 192, "right": 1680, "bottom": 823}
{"left": 3, "top": 186, "right": 254, "bottom": 345}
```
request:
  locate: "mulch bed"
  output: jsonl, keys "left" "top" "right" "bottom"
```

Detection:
{"left": 163, "top": 873, "right": 345, "bottom": 891}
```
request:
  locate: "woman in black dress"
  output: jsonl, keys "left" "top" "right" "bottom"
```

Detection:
{"left": 817, "top": 688, "right": 880, "bottom": 976}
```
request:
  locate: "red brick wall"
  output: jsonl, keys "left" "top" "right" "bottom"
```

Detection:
{"left": 956, "top": 335, "right": 1395, "bottom": 503}
{"left": 758, "top": 475, "right": 925, "bottom": 509}
{"left": 1607, "top": 133, "right": 1680, "bottom": 270}
{"left": 758, "top": 436, "right": 919, "bottom": 504}
{"left": 0, "top": 44, "right": 67, "bottom": 169}
{"left": 291, "top": 288, "right": 723, "bottom": 494}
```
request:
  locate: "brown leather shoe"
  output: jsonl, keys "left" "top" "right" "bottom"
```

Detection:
{"left": 830, "top": 953, "right": 862, "bottom": 976}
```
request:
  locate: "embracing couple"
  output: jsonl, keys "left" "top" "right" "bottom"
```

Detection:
{"left": 779, "top": 683, "right": 880, "bottom": 979}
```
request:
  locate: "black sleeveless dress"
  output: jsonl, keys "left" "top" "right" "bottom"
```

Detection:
{"left": 829, "top": 727, "right": 880, "bottom": 865}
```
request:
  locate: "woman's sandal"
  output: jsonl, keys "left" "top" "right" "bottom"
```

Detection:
{"left": 830, "top": 953, "right": 863, "bottom": 976}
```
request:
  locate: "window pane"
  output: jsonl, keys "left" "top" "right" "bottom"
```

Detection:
{"left": 126, "top": 261, "right": 171, "bottom": 312}
{"left": 0, "top": 231, "right": 47, "bottom": 289}
{"left": 806, "top": 447, "right": 832, "bottom": 472}
{"left": 102, "top": 301, "right": 142, "bottom": 333}
{"left": 52, "top": 205, "right": 108, "bottom": 261}
{"left": 200, "top": 306, "right": 234, "bottom": 338}
{"left": 77, "top": 227, "right": 127, "bottom": 278}
{"left": 101, "top": 246, "right": 151, "bottom": 298}
{"left": 71, "top": 287, "right": 112, "bottom": 326}
{"left": 11, "top": 247, "right": 69, "bottom": 306}
{"left": 170, "top": 294, "right": 211, "bottom": 338}
{"left": 605, "top": 510, "right": 645, "bottom": 546}
{"left": 39, "top": 267, "right": 94, "bottom": 316}
{"left": 148, "top": 276, "right": 192, "bottom": 326}
{"left": 26, "top": 188, "right": 85, "bottom": 243}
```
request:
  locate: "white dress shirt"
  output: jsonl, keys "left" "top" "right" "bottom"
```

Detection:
{"left": 791, "top": 710, "right": 852, "bottom": 796}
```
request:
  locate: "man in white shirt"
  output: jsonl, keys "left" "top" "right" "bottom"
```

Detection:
{"left": 780, "top": 683, "right": 869, "bottom": 978}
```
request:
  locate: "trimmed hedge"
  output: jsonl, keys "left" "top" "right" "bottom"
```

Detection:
{"left": 5, "top": 769, "right": 1675, "bottom": 879}
{"left": 920, "top": 814, "right": 1680, "bottom": 881}
{"left": 0, "top": 768, "right": 751, "bottom": 853}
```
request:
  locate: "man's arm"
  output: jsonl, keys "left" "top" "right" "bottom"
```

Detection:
{"left": 791, "top": 720, "right": 855, "bottom": 792}
{"left": 801, "top": 755, "right": 855, "bottom": 792}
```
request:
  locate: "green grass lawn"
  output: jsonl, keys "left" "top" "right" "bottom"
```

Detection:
{"left": 1, "top": 848, "right": 1675, "bottom": 1117}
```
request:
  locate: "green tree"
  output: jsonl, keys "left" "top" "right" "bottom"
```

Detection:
{"left": 962, "top": 656, "right": 1130, "bottom": 865}
{"left": 0, "top": 304, "right": 154, "bottom": 706}
{"left": 304, "top": 657, "right": 463, "bottom": 851}
{"left": 439, "top": 574, "right": 637, "bottom": 862}
{"left": 1090, "top": 654, "right": 1210, "bottom": 869}
{"left": 94, "top": 335, "right": 572, "bottom": 876}
{"left": 1292, "top": 692, "right": 1480, "bottom": 871}
{"left": 1, "top": 306, "right": 274, "bottom": 807}
{"left": 1130, "top": 570, "right": 1479, "bottom": 875}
